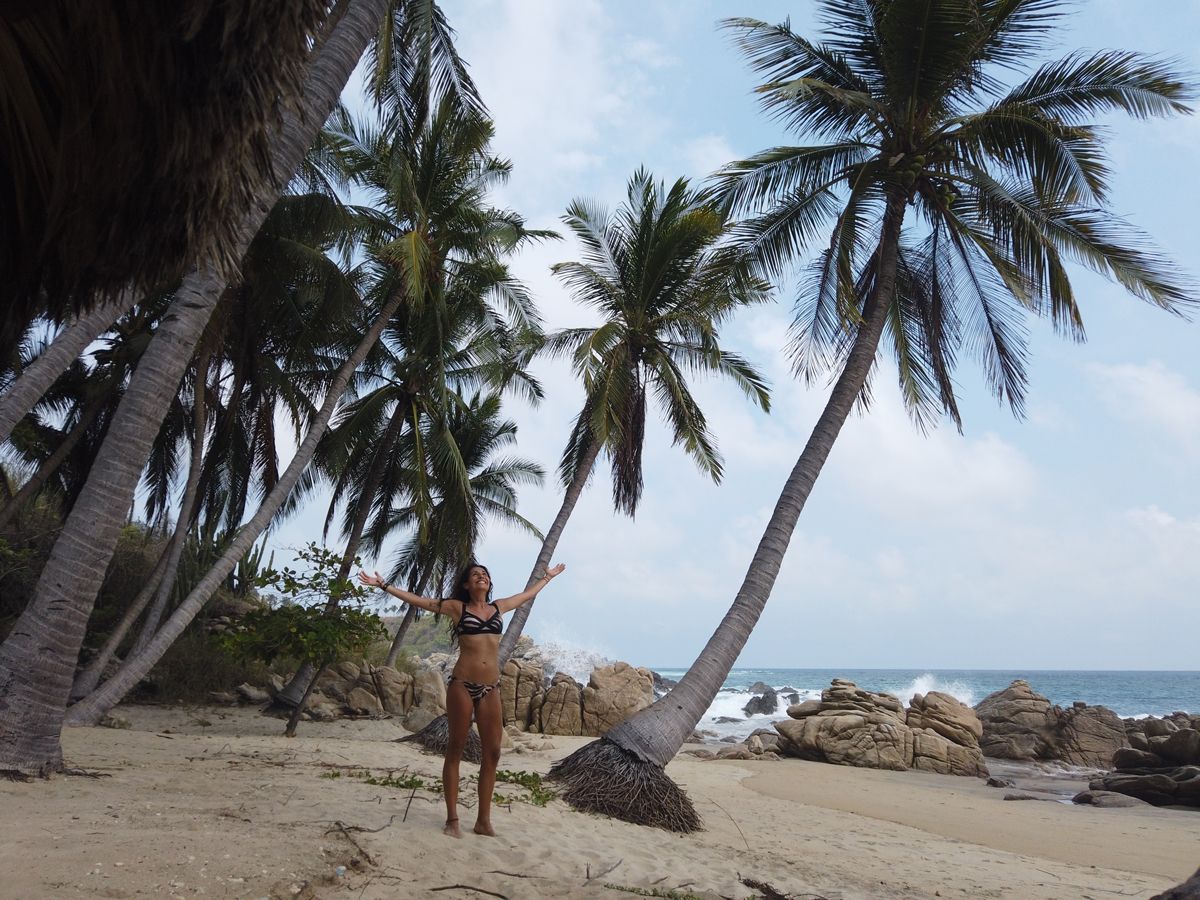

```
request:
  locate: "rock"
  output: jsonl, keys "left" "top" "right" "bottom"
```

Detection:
{"left": 537, "top": 673, "right": 583, "bottom": 736}
{"left": 581, "top": 662, "right": 654, "bottom": 736}
{"left": 986, "top": 776, "right": 1015, "bottom": 788}
{"left": 651, "top": 671, "right": 678, "bottom": 694}
{"left": 748, "top": 681, "right": 772, "bottom": 694}
{"left": 1072, "top": 789, "right": 1150, "bottom": 808}
{"left": 787, "top": 699, "right": 822, "bottom": 719}
{"left": 685, "top": 749, "right": 715, "bottom": 760}
{"left": 975, "top": 680, "right": 1128, "bottom": 766}
{"left": 1157, "top": 729, "right": 1200, "bottom": 766}
{"left": 747, "top": 735, "right": 764, "bottom": 754}
{"left": 371, "top": 666, "right": 414, "bottom": 716}
{"left": 820, "top": 679, "right": 906, "bottom": 723}
{"left": 1151, "top": 866, "right": 1200, "bottom": 899}
{"left": 716, "top": 744, "right": 754, "bottom": 760}
{"left": 776, "top": 713, "right": 913, "bottom": 771}
{"left": 235, "top": 682, "right": 271, "bottom": 704}
{"left": 743, "top": 687, "right": 778, "bottom": 717}
{"left": 760, "top": 751, "right": 782, "bottom": 761}
{"left": 1092, "top": 766, "right": 1200, "bottom": 807}
{"left": 1003, "top": 791, "right": 1061, "bottom": 802}
{"left": 910, "top": 729, "right": 988, "bottom": 777}
{"left": 974, "top": 680, "right": 1054, "bottom": 760}
{"left": 305, "top": 702, "right": 337, "bottom": 722}
{"left": 402, "top": 706, "right": 438, "bottom": 733}
{"left": 267, "top": 673, "right": 285, "bottom": 694}
{"left": 1113, "top": 747, "right": 1165, "bottom": 770}
{"left": 719, "top": 735, "right": 741, "bottom": 743}
{"left": 782, "top": 691, "right": 800, "bottom": 705}
{"left": 411, "top": 669, "right": 447, "bottom": 714}
{"left": 98, "top": 714, "right": 131, "bottom": 730}
{"left": 343, "top": 685, "right": 383, "bottom": 716}
{"left": 209, "top": 691, "right": 238, "bottom": 705}
{"left": 1053, "top": 704, "right": 1128, "bottom": 768}
{"left": 714, "top": 716, "right": 742, "bottom": 724}
{"left": 749, "top": 728, "right": 782, "bottom": 754}
{"left": 500, "top": 658, "right": 543, "bottom": 730}
{"left": 1144, "top": 717, "right": 1179, "bottom": 738}
{"left": 907, "top": 691, "right": 983, "bottom": 748}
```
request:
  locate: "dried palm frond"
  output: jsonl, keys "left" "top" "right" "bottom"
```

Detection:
{"left": 0, "top": 0, "right": 330, "bottom": 332}
{"left": 395, "top": 713, "right": 483, "bottom": 764}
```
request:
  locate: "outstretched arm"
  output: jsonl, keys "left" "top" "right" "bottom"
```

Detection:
{"left": 494, "top": 563, "right": 566, "bottom": 614}
{"left": 357, "top": 570, "right": 447, "bottom": 616}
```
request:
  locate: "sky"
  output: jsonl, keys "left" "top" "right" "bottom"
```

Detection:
{"left": 271, "top": 0, "right": 1200, "bottom": 671}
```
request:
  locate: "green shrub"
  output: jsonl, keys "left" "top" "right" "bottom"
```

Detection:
{"left": 144, "top": 628, "right": 275, "bottom": 704}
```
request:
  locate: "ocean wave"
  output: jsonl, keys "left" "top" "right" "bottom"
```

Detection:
{"left": 899, "top": 672, "right": 976, "bottom": 707}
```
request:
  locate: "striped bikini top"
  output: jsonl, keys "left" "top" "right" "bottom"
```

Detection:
{"left": 454, "top": 601, "right": 502, "bottom": 636}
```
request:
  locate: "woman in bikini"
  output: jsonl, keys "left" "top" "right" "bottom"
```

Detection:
{"left": 357, "top": 561, "right": 565, "bottom": 837}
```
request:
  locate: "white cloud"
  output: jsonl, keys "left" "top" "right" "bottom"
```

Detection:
{"left": 1087, "top": 361, "right": 1200, "bottom": 454}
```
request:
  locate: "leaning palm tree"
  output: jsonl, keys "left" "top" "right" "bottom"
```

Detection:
{"left": 0, "top": 0, "right": 478, "bottom": 774}
{"left": 548, "top": 0, "right": 1195, "bottom": 832}
{"left": 497, "top": 169, "right": 772, "bottom": 662}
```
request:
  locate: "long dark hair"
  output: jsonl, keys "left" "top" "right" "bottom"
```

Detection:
{"left": 450, "top": 562, "right": 493, "bottom": 604}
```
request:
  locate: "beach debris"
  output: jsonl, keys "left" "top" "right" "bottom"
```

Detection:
{"left": 98, "top": 714, "right": 131, "bottom": 729}
{"left": 985, "top": 776, "right": 1014, "bottom": 788}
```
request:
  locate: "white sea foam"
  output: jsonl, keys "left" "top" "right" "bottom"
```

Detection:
{"left": 900, "top": 673, "right": 976, "bottom": 707}
{"left": 529, "top": 626, "right": 614, "bottom": 685}
{"left": 696, "top": 686, "right": 823, "bottom": 740}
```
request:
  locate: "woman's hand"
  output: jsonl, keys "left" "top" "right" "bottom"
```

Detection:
{"left": 357, "top": 570, "right": 386, "bottom": 589}
{"left": 545, "top": 563, "right": 566, "bottom": 579}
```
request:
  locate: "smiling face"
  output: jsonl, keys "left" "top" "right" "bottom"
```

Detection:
{"left": 464, "top": 564, "right": 491, "bottom": 596}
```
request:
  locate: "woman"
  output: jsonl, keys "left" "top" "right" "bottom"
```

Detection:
{"left": 358, "top": 561, "right": 565, "bottom": 837}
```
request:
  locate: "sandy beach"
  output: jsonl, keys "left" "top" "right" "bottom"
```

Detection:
{"left": 1, "top": 705, "right": 1196, "bottom": 899}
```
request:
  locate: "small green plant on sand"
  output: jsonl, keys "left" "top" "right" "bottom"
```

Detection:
{"left": 603, "top": 886, "right": 704, "bottom": 900}
{"left": 494, "top": 769, "right": 556, "bottom": 806}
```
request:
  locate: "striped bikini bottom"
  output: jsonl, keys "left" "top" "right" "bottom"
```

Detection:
{"left": 448, "top": 675, "right": 499, "bottom": 703}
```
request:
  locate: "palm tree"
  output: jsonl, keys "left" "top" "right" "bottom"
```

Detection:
{"left": 377, "top": 392, "right": 545, "bottom": 665}
{"left": 548, "top": 0, "right": 1195, "bottom": 832}
{"left": 497, "top": 169, "right": 772, "bottom": 662}
{"left": 0, "top": 0, "right": 473, "bottom": 774}
{"left": 273, "top": 102, "right": 547, "bottom": 704}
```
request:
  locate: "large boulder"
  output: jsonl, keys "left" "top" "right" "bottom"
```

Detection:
{"left": 1054, "top": 703, "right": 1128, "bottom": 768}
{"left": 370, "top": 666, "right": 413, "bottom": 716}
{"left": 1151, "top": 866, "right": 1200, "bottom": 900}
{"left": 743, "top": 687, "right": 779, "bottom": 717}
{"left": 1157, "top": 729, "right": 1200, "bottom": 766}
{"left": 907, "top": 691, "right": 983, "bottom": 748}
{"left": 974, "top": 680, "right": 1054, "bottom": 760}
{"left": 1091, "top": 766, "right": 1200, "bottom": 807}
{"left": 974, "top": 680, "right": 1128, "bottom": 766}
{"left": 500, "top": 658, "right": 544, "bottom": 729}
{"left": 777, "top": 713, "right": 913, "bottom": 771}
{"left": 581, "top": 662, "right": 654, "bottom": 736}
{"left": 411, "top": 668, "right": 447, "bottom": 714}
{"left": 536, "top": 673, "right": 583, "bottom": 736}
{"left": 773, "top": 680, "right": 987, "bottom": 777}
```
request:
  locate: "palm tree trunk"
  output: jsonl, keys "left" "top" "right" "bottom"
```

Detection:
{"left": 284, "top": 663, "right": 328, "bottom": 737}
{"left": 68, "top": 547, "right": 172, "bottom": 701}
{"left": 129, "top": 352, "right": 211, "bottom": 656}
{"left": 277, "top": 405, "right": 408, "bottom": 705}
{"left": 66, "top": 286, "right": 406, "bottom": 727}
{"left": 0, "top": 295, "right": 130, "bottom": 446}
{"left": 0, "top": 388, "right": 110, "bottom": 530}
{"left": 0, "top": 0, "right": 390, "bottom": 773}
{"left": 497, "top": 437, "right": 600, "bottom": 664}
{"left": 383, "top": 603, "right": 421, "bottom": 667}
{"left": 598, "top": 194, "right": 907, "bottom": 771}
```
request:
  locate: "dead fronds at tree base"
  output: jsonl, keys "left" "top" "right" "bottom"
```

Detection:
{"left": 394, "top": 714, "right": 482, "bottom": 763}
{"left": 548, "top": 738, "right": 701, "bottom": 833}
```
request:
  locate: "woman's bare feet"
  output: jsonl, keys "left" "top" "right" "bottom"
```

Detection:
{"left": 472, "top": 820, "right": 495, "bottom": 837}
{"left": 443, "top": 817, "right": 461, "bottom": 838}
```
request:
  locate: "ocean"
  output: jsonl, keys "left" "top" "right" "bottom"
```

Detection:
{"left": 651, "top": 667, "right": 1200, "bottom": 741}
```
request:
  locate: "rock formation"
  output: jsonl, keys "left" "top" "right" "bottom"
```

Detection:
{"left": 773, "top": 679, "right": 987, "bottom": 777}
{"left": 974, "top": 680, "right": 1128, "bottom": 767}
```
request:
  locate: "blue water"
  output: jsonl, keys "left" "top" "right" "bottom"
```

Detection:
{"left": 651, "top": 667, "right": 1200, "bottom": 739}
